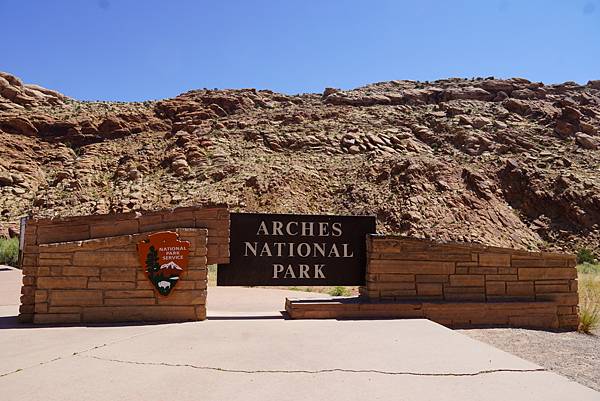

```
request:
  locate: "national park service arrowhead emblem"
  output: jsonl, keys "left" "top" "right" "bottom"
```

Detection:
{"left": 137, "top": 231, "right": 190, "bottom": 296}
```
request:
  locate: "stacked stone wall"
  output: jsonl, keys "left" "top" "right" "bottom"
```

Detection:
{"left": 364, "top": 236, "right": 578, "bottom": 330}
{"left": 19, "top": 206, "right": 229, "bottom": 323}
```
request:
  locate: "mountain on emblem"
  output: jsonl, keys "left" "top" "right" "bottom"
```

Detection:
{"left": 137, "top": 232, "right": 191, "bottom": 296}
{"left": 160, "top": 261, "right": 183, "bottom": 270}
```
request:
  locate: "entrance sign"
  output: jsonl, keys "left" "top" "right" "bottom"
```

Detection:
{"left": 217, "top": 213, "right": 376, "bottom": 286}
{"left": 137, "top": 231, "right": 190, "bottom": 296}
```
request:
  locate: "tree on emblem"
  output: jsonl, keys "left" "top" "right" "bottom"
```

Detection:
{"left": 145, "top": 245, "right": 160, "bottom": 272}
{"left": 137, "top": 232, "right": 190, "bottom": 297}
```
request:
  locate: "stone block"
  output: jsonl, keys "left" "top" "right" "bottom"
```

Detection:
{"left": 486, "top": 281, "right": 506, "bottom": 295}
{"left": 163, "top": 210, "right": 194, "bottom": 222}
{"left": 535, "top": 283, "right": 570, "bottom": 293}
{"left": 417, "top": 283, "right": 443, "bottom": 296}
{"left": 140, "top": 221, "right": 195, "bottom": 232}
{"left": 498, "top": 267, "right": 517, "bottom": 274}
{"left": 48, "top": 306, "right": 83, "bottom": 313}
{"left": 506, "top": 281, "right": 534, "bottom": 296}
{"left": 157, "top": 290, "right": 207, "bottom": 305}
{"left": 443, "top": 293, "right": 486, "bottom": 302}
{"left": 22, "top": 266, "right": 37, "bottom": 275}
{"left": 207, "top": 235, "right": 228, "bottom": 245}
{"left": 137, "top": 213, "right": 162, "bottom": 228}
{"left": 101, "top": 267, "right": 137, "bottom": 282}
{"left": 19, "top": 304, "right": 34, "bottom": 314}
{"left": 50, "top": 290, "right": 103, "bottom": 306}
{"left": 192, "top": 209, "right": 220, "bottom": 219}
{"left": 377, "top": 274, "right": 415, "bottom": 282}
{"left": 449, "top": 275, "right": 484, "bottom": 287}
{"left": 195, "top": 280, "right": 208, "bottom": 290}
{"left": 194, "top": 305, "right": 207, "bottom": 320}
{"left": 37, "top": 224, "right": 89, "bottom": 244}
{"left": 188, "top": 256, "right": 207, "bottom": 269}
{"left": 570, "top": 280, "right": 578, "bottom": 292}
{"left": 479, "top": 252, "right": 511, "bottom": 267}
{"left": 184, "top": 270, "right": 208, "bottom": 281}
{"left": 37, "top": 277, "right": 88, "bottom": 289}
{"left": 379, "top": 289, "right": 417, "bottom": 298}
{"left": 21, "top": 255, "right": 37, "bottom": 267}
{"left": 88, "top": 280, "right": 135, "bottom": 289}
{"left": 62, "top": 266, "right": 100, "bottom": 277}
{"left": 35, "top": 303, "right": 48, "bottom": 313}
{"left": 512, "top": 258, "right": 568, "bottom": 268}
{"left": 455, "top": 262, "right": 478, "bottom": 267}
{"left": 136, "top": 280, "right": 155, "bottom": 290}
{"left": 194, "top": 218, "right": 224, "bottom": 229}
{"left": 536, "top": 292, "right": 579, "bottom": 305}
{"left": 35, "top": 290, "right": 48, "bottom": 303}
{"left": 21, "top": 286, "right": 34, "bottom": 295}
{"left": 20, "top": 294, "right": 34, "bottom": 303}
{"left": 90, "top": 219, "right": 139, "bottom": 239}
{"left": 469, "top": 267, "right": 498, "bottom": 275}
{"left": 369, "top": 260, "right": 455, "bottom": 275}
{"left": 557, "top": 306, "right": 575, "bottom": 315}
{"left": 34, "top": 313, "right": 81, "bottom": 324}
{"left": 415, "top": 274, "right": 449, "bottom": 283}
{"left": 104, "top": 290, "right": 155, "bottom": 298}
{"left": 73, "top": 251, "right": 138, "bottom": 267}
{"left": 105, "top": 298, "right": 157, "bottom": 306}
{"left": 558, "top": 314, "right": 579, "bottom": 329}
{"left": 518, "top": 268, "right": 576, "bottom": 280}
{"left": 508, "top": 315, "right": 559, "bottom": 330}
{"left": 485, "top": 274, "right": 518, "bottom": 281}
{"left": 444, "top": 286, "right": 485, "bottom": 294}
{"left": 38, "top": 252, "right": 74, "bottom": 260}
{"left": 38, "top": 258, "right": 71, "bottom": 266}
{"left": 81, "top": 306, "right": 197, "bottom": 323}
{"left": 370, "top": 282, "right": 415, "bottom": 290}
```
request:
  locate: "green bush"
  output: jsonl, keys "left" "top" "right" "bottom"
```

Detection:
{"left": 328, "top": 286, "right": 351, "bottom": 296}
{"left": 577, "top": 248, "right": 596, "bottom": 264}
{"left": 0, "top": 238, "right": 19, "bottom": 267}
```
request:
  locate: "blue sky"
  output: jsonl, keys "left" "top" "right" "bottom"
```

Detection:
{"left": 1, "top": 0, "right": 599, "bottom": 101}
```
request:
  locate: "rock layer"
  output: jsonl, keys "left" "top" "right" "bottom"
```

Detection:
{"left": 0, "top": 72, "right": 599, "bottom": 254}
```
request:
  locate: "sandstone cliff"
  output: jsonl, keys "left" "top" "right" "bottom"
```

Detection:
{"left": 1, "top": 72, "right": 599, "bottom": 253}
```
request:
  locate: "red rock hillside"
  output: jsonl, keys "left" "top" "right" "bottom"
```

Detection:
{"left": 1, "top": 71, "right": 599, "bottom": 254}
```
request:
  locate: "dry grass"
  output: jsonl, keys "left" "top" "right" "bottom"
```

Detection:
{"left": 578, "top": 264, "right": 600, "bottom": 334}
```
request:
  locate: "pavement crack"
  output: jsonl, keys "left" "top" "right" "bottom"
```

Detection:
{"left": 0, "top": 357, "right": 62, "bottom": 378}
{"left": 78, "top": 355, "right": 547, "bottom": 377}
{"left": 72, "top": 325, "right": 174, "bottom": 356}
{"left": 0, "top": 325, "right": 172, "bottom": 379}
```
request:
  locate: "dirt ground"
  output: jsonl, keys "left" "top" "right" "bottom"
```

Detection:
{"left": 460, "top": 328, "right": 600, "bottom": 391}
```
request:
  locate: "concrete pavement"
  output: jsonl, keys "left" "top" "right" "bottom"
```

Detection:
{"left": 0, "top": 268, "right": 598, "bottom": 401}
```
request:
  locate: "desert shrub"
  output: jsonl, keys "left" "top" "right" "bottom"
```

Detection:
{"left": 328, "top": 286, "right": 351, "bottom": 296}
{"left": 578, "top": 273, "right": 600, "bottom": 334}
{"left": 579, "top": 305, "right": 599, "bottom": 334}
{"left": 577, "top": 248, "right": 596, "bottom": 264}
{"left": 0, "top": 238, "right": 19, "bottom": 267}
{"left": 207, "top": 264, "right": 217, "bottom": 286}
{"left": 577, "top": 263, "right": 600, "bottom": 275}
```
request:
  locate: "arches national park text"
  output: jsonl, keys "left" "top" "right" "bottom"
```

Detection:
{"left": 217, "top": 213, "right": 376, "bottom": 286}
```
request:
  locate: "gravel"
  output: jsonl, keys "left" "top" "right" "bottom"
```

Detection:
{"left": 459, "top": 328, "right": 600, "bottom": 391}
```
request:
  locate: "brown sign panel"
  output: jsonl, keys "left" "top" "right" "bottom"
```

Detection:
{"left": 217, "top": 213, "right": 376, "bottom": 286}
{"left": 137, "top": 231, "right": 190, "bottom": 296}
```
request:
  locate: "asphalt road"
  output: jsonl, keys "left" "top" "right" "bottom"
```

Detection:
{"left": 0, "top": 267, "right": 598, "bottom": 401}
